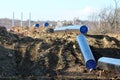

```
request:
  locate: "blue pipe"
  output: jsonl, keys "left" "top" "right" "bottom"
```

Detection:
{"left": 98, "top": 57, "right": 120, "bottom": 71}
{"left": 80, "top": 25, "right": 88, "bottom": 34}
{"left": 76, "top": 34, "right": 96, "bottom": 70}
{"left": 54, "top": 25, "right": 80, "bottom": 32}
{"left": 44, "top": 22, "right": 49, "bottom": 27}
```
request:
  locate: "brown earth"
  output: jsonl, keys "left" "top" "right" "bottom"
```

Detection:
{"left": 0, "top": 26, "right": 120, "bottom": 79}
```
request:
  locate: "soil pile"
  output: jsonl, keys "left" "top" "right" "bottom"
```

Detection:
{"left": 0, "top": 26, "right": 120, "bottom": 79}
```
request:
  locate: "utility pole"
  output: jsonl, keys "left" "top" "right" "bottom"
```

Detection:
{"left": 21, "top": 12, "right": 23, "bottom": 27}
{"left": 29, "top": 12, "right": 31, "bottom": 27}
{"left": 12, "top": 12, "right": 14, "bottom": 27}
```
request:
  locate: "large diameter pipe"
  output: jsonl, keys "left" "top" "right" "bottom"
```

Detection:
{"left": 98, "top": 57, "right": 120, "bottom": 72}
{"left": 77, "top": 34, "right": 96, "bottom": 70}
{"left": 80, "top": 25, "right": 88, "bottom": 34}
{"left": 54, "top": 25, "right": 80, "bottom": 32}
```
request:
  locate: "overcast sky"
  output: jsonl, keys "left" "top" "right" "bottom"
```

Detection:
{"left": 0, "top": 0, "right": 117, "bottom": 21}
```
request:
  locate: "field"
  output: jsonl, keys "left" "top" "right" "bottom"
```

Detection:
{"left": 0, "top": 26, "right": 120, "bottom": 79}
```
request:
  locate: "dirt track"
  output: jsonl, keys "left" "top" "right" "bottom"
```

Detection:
{"left": 0, "top": 26, "right": 120, "bottom": 79}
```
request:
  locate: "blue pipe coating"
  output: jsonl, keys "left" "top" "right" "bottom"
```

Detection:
{"left": 80, "top": 25, "right": 88, "bottom": 34}
{"left": 35, "top": 24, "right": 40, "bottom": 28}
{"left": 98, "top": 57, "right": 120, "bottom": 71}
{"left": 76, "top": 34, "right": 96, "bottom": 69}
{"left": 44, "top": 22, "right": 49, "bottom": 27}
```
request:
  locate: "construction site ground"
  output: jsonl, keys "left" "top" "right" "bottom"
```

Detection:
{"left": 0, "top": 26, "right": 120, "bottom": 79}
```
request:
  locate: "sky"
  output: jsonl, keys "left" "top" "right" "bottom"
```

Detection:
{"left": 0, "top": 0, "right": 117, "bottom": 21}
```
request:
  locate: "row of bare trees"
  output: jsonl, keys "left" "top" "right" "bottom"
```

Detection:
{"left": 89, "top": 0, "right": 120, "bottom": 34}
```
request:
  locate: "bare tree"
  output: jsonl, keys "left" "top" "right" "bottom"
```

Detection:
{"left": 114, "top": 0, "right": 119, "bottom": 32}
{"left": 89, "top": 0, "right": 120, "bottom": 34}
{"left": 88, "top": 12, "right": 100, "bottom": 33}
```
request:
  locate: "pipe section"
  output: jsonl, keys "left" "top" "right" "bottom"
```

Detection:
{"left": 76, "top": 34, "right": 96, "bottom": 69}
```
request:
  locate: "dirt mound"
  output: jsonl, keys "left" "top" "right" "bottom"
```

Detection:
{"left": 0, "top": 46, "right": 16, "bottom": 77}
{"left": 0, "top": 26, "right": 120, "bottom": 79}
{"left": 87, "top": 34, "right": 120, "bottom": 60}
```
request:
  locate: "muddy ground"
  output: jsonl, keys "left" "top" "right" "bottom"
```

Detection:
{"left": 0, "top": 26, "right": 120, "bottom": 79}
